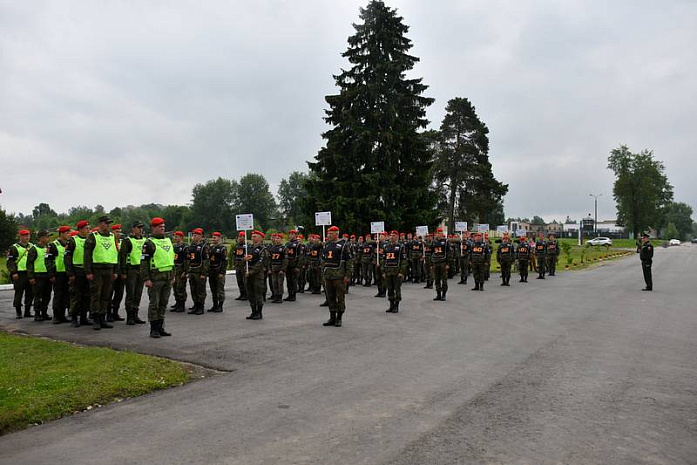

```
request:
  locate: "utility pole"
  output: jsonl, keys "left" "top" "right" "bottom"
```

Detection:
{"left": 589, "top": 193, "right": 602, "bottom": 237}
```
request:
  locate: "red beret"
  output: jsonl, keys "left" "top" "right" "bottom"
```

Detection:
{"left": 19, "top": 229, "right": 30, "bottom": 236}
{"left": 252, "top": 230, "right": 265, "bottom": 238}
{"left": 238, "top": 231, "right": 246, "bottom": 237}
{"left": 212, "top": 232, "right": 222, "bottom": 237}
{"left": 76, "top": 220, "right": 89, "bottom": 229}
{"left": 90, "top": 227, "right": 98, "bottom": 232}
{"left": 111, "top": 224, "right": 121, "bottom": 230}
{"left": 57, "top": 226, "right": 71, "bottom": 233}
{"left": 297, "top": 234, "right": 304, "bottom": 239}
{"left": 328, "top": 226, "right": 339, "bottom": 232}
{"left": 400, "top": 233, "right": 405, "bottom": 236}
{"left": 390, "top": 230, "right": 399, "bottom": 236}
{"left": 69, "top": 230, "right": 79, "bottom": 237}
{"left": 436, "top": 227, "right": 444, "bottom": 233}
{"left": 191, "top": 228, "right": 203, "bottom": 235}
{"left": 342, "top": 234, "right": 349, "bottom": 238}
{"left": 379, "top": 231, "right": 387, "bottom": 236}
{"left": 151, "top": 217, "right": 165, "bottom": 227}
{"left": 289, "top": 229, "right": 297, "bottom": 234}
{"left": 174, "top": 231, "right": 184, "bottom": 237}
{"left": 350, "top": 234, "right": 356, "bottom": 238}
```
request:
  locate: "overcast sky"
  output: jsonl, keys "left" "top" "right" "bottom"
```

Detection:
{"left": 1, "top": 0, "right": 695, "bottom": 223}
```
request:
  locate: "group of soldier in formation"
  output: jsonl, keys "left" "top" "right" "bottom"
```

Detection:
{"left": 6, "top": 216, "right": 563, "bottom": 336}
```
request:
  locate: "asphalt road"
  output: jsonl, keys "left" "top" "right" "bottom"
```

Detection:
{"left": 1, "top": 246, "right": 695, "bottom": 465}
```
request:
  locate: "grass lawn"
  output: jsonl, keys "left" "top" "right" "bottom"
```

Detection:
{"left": 0, "top": 332, "right": 191, "bottom": 435}
{"left": 0, "top": 257, "right": 7, "bottom": 284}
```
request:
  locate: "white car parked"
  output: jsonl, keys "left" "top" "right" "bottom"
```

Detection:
{"left": 586, "top": 237, "right": 613, "bottom": 246}
{"left": 669, "top": 239, "right": 681, "bottom": 246}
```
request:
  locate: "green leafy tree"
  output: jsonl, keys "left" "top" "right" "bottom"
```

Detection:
{"left": 0, "top": 206, "right": 18, "bottom": 253}
{"left": 189, "top": 177, "right": 238, "bottom": 234}
{"left": 663, "top": 222, "right": 679, "bottom": 240}
{"left": 664, "top": 202, "right": 693, "bottom": 241}
{"left": 31, "top": 203, "right": 59, "bottom": 231}
{"left": 278, "top": 171, "right": 313, "bottom": 228}
{"left": 607, "top": 145, "right": 673, "bottom": 238}
{"left": 531, "top": 216, "right": 545, "bottom": 225}
{"left": 432, "top": 97, "right": 508, "bottom": 232}
{"left": 306, "top": 0, "right": 438, "bottom": 233}
{"left": 234, "top": 173, "right": 278, "bottom": 231}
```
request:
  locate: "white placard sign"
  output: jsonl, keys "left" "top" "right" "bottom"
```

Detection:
{"left": 516, "top": 229, "right": 527, "bottom": 237}
{"left": 415, "top": 226, "right": 429, "bottom": 237}
{"left": 476, "top": 223, "right": 489, "bottom": 233}
{"left": 455, "top": 221, "right": 468, "bottom": 232}
{"left": 236, "top": 214, "right": 254, "bottom": 231}
{"left": 370, "top": 221, "right": 385, "bottom": 234}
{"left": 496, "top": 225, "right": 508, "bottom": 233}
{"left": 315, "top": 211, "right": 332, "bottom": 226}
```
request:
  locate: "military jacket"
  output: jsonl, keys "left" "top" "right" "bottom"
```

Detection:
{"left": 187, "top": 239, "right": 210, "bottom": 274}
{"left": 496, "top": 242, "right": 515, "bottom": 263}
{"left": 285, "top": 240, "right": 299, "bottom": 266}
{"left": 269, "top": 244, "right": 288, "bottom": 271}
{"left": 209, "top": 243, "right": 228, "bottom": 272}
{"left": 308, "top": 243, "right": 322, "bottom": 264}
{"left": 516, "top": 243, "right": 531, "bottom": 261}
{"left": 174, "top": 242, "right": 188, "bottom": 268}
{"left": 470, "top": 241, "right": 488, "bottom": 264}
{"left": 640, "top": 242, "right": 654, "bottom": 263}
{"left": 247, "top": 243, "right": 268, "bottom": 279}
{"left": 535, "top": 240, "right": 547, "bottom": 257}
{"left": 322, "top": 240, "right": 353, "bottom": 280}
{"left": 547, "top": 240, "right": 560, "bottom": 257}
{"left": 360, "top": 242, "right": 375, "bottom": 263}
{"left": 430, "top": 238, "right": 449, "bottom": 263}
{"left": 233, "top": 243, "right": 247, "bottom": 269}
{"left": 6, "top": 242, "right": 33, "bottom": 274}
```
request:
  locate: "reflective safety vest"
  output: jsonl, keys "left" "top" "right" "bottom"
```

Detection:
{"left": 128, "top": 237, "right": 146, "bottom": 265}
{"left": 149, "top": 237, "right": 174, "bottom": 272}
{"left": 13, "top": 243, "right": 33, "bottom": 272}
{"left": 92, "top": 232, "right": 118, "bottom": 264}
{"left": 53, "top": 240, "right": 66, "bottom": 272}
{"left": 33, "top": 245, "right": 48, "bottom": 273}
{"left": 73, "top": 236, "right": 86, "bottom": 267}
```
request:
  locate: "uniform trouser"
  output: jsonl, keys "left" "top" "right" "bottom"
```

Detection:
{"left": 173, "top": 266, "right": 188, "bottom": 302}
{"left": 298, "top": 265, "right": 307, "bottom": 290}
{"left": 286, "top": 265, "right": 299, "bottom": 295}
{"left": 188, "top": 271, "right": 207, "bottom": 304}
{"left": 89, "top": 268, "right": 114, "bottom": 316}
{"left": 70, "top": 272, "right": 90, "bottom": 318}
{"left": 325, "top": 278, "right": 346, "bottom": 314}
{"left": 208, "top": 270, "right": 226, "bottom": 304}
{"left": 385, "top": 271, "right": 402, "bottom": 302}
{"left": 424, "top": 260, "right": 433, "bottom": 282}
{"left": 148, "top": 271, "right": 173, "bottom": 322}
{"left": 460, "top": 258, "right": 470, "bottom": 281}
{"left": 642, "top": 261, "right": 653, "bottom": 289}
{"left": 518, "top": 260, "right": 529, "bottom": 279}
{"left": 433, "top": 262, "right": 448, "bottom": 293}
{"left": 234, "top": 266, "right": 247, "bottom": 297}
{"left": 32, "top": 276, "right": 52, "bottom": 314}
{"left": 546, "top": 256, "right": 557, "bottom": 275}
{"left": 485, "top": 260, "right": 491, "bottom": 280}
{"left": 52, "top": 273, "right": 69, "bottom": 313}
{"left": 309, "top": 264, "right": 321, "bottom": 291}
{"left": 110, "top": 275, "right": 125, "bottom": 311}
{"left": 536, "top": 255, "right": 546, "bottom": 275}
{"left": 447, "top": 258, "right": 456, "bottom": 278}
{"left": 500, "top": 261, "right": 512, "bottom": 282}
{"left": 375, "top": 265, "right": 385, "bottom": 292}
{"left": 269, "top": 268, "right": 285, "bottom": 297}
{"left": 12, "top": 271, "right": 33, "bottom": 310}
{"left": 471, "top": 261, "right": 486, "bottom": 283}
{"left": 410, "top": 257, "right": 422, "bottom": 281}
{"left": 125, "top": 266, "right": 145, "bottom": 313}
{"left": 353, "top": 261, "right": 362, "bottom": 282}
{"left": 246, "top": 276, "right": 265, "bottom": 309}
{"left": 361, "top": 261, "right": 373, "bottom": 284}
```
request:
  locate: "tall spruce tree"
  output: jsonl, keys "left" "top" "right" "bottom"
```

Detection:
{"left": 306, "top": 1, "right": 438, "bottom": 234}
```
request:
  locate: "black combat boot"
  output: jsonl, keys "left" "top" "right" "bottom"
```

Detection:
{"left": 100, "top": 315, "right": 113, "bottom": 329}
{"left": 246, "top": 304, "right": 257, "bottom": 320}
{"left": 458, "top": 277, "right": 466, "bottom": 284}
{"left": 106, "top": 308, "right": 115, "bottom": 322}
{"left": 158, "top": 320, "right": 171, "bottom": 337}
{"left": 126, "top": 309, "right": 136, "bottom": 325}
{"left": 169, "top": 302, "right": 178, "bottom": 309}
{"left": 150, "top": 321, "right": 161, "bottom": 338}
{"left": 393, "top": 302, "right": 400, "bottom": 313}
{"left": 319, "top": 300, "right": 329, "bottom": 307}
{"left": 213, "top": 302, "right": 223, "bottom": 313}
{"left": 425, "top": 281, "right": 433, "bottom": 289}
{"left": 272, "top": 294, "right": 282, "bottom": 303}
{"left": 133, "top": 311, "right": 146, "bottom": 324}
{"left": 80, "top": 311, "right": 91, "bottom": 326}
{"left": 386, "top": 301, "right": 395, "bottom": 313}
{"left": 34, "top": 310, "right": 43, "bottom": 322}
{"left": 479, "top": 281, "right": 485, "bottom": 291}
{"left": 193, "top": 303, "right": 204, "bottom": 315}
{"left": 23, "top": 306, "right": 33, "bottom": 318}
{"left": 112, "top": 307, "right": 125, "bottom": 321}
{"left": 93, "top": 315, "right": 102, "bottom": 330}
{"left": 441, "top": 291, "right": 447, "bottom": 301}
{"left": 71, "top": 315, "right": 80, "bottom": 327}
{"left": 255, "top": 305, "right": 263, "bottom": 320}
{"left": 188, "top": 304, "right": 196, "bottom": 310}
{"left": 433, "top": 292, "right": 441, "bottom": 301}
{"left": 207, "top": 300, "right": 218, "bottom": 312}
{"left": 15, "top": 307, "right": 22, "bottom": 319}
{"left": 187, "top": 304, "right": 199, "bottom": 314}
{"left": 471, "top": 283, "right": 480, "bottom": 291}
{"left": 334, "top": 312, "right": 343, "bottom": 327}
{"left": 284, "top": 293, "right": 296, "bottom": 302}
{"left": 323, "top": 311, "right": 337, "bottom": 326}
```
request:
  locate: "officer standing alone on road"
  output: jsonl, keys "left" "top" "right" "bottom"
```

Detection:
{"left": 640, "top": 233, "right": 654, "bottom": 291}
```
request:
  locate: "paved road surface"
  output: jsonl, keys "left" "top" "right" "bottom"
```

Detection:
{"left": 0, "top": 246, "right": 695, "bottom": 464}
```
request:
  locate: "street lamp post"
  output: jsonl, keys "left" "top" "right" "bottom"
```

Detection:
{"left": 589, "top": 193, "right": 602, "bottom": 237}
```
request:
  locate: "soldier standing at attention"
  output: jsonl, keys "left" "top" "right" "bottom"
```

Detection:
{"left": 360, "top": 236, "right": 375, "bottom": 286}
{"left": 382, "top": 230, "right": 407, "bottom": 313}
{"left": 108, "top": 224, "right": 126, "bottom": 323}
{"left": 268, "top": 233, "right": 288, "bottom": 304}
{"left": 546, "top": 233, "right": 560, "bottom": 276}
{"left": 284, "top": 230, "right": 300, "bottom": 301}
{"left": 431, "top": 227, "right": 449, "bottom": 301}
{"left": 307, "top": 234, "right": 323, "bottom": 293}
{"left": 458, "top": 231, "right": 471, "bottom": 285}
{"left": 374, "top": 232, "right": 388, "bottom": 298}
{"left": 170, "top": 231, "right": 188, "bottom": 312}
{"left": 120, "top": 221, "right": 147, "bottom": 325}
{"left": 409, "top": 233, "right": 423, "bottom": 284}
{"left": 187, "top": 228, "right": 209, "bottom": 315}
{"left": 534, "top": 232, "right": 547, "bottom": 279}
{"left": 297, "top": 234, "right": 308, "bottom": 293}
{"left": 233, "top": 232, "right": 248, "bottom": 301}
{"left": 207, "top": 232, "right": 227, "bottom": 313}
{"left": 6, "top": 229, "right": 35, "bottom": 319}
{"left": 640, "top": 233, "right": 654, "bottom": 291}
{"left": 469, "top": 232, "right": 488, "bottom": 291}
{"left": 322, "top": 226, "right": 353, "bottom": 327}
{"left": 46, "top": 226, "right": 72, "bottom": 324}
{"left": 516, "top": 236, "right": 531, "bottom": 283}
{"left": 27, "top": 230, "right": 52, "bottom": 322}
{"left": 496, "top": 234, "right": 515, "bottom": 286}
{"left": 353, "top": 235, "right": 363, "bottom": 285}
{"left": 245, "top": 230, "right": 268, "bottom": 320}
{"left": 423, "top": 234, "right": 434, "bottom": 289}
{"left": 141, "top": 217, "right": 174, "bottom": 338}
{"left": 65, "top": 221, "right": 91, "bottom": 327}
{"left": 84, "top": 216, "right": 119, "bottom": 330}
